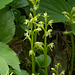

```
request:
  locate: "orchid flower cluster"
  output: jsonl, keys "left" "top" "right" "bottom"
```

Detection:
{"left": 62, "top": 7, "right": 75, "bottom": 24}
{"left": 34, "top": 12, "right": 54, "bottom": 51}
{"left": 24, "top": 13, "right": 40, "bottom": 42}
{"left": 29, "top": 0, "right": 40, "bottom": 15}
{"left": 23, "top": 0, "right": 54, "bottom": 75}
{"left": 62, "top": 7, "right": 75, "bottom": 35}
{"left": 34, "top": 12, "right": 54, "bottom": 52}
{"left": 24, "top": 12, "right": 54, "bottom": 55}
{"left": 24, "top": 12, "right": 54, "bottom": 75}
{"left": 51, "top": 63, "right": 65, "bottom": 75}
{"left": 23, "top": 0, "right": 41, "bottom": 74}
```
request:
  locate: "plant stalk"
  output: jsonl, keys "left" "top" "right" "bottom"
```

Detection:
{"left": 31, "top": 9, "right": 36, "bottom": 74}
{"left": 44, "top": 37, "right": 48, "bottom": 75}
{"left": 31, "top": 23, "right": 35, "bottom": 74}
{"left": 70, "top": 33, "right": 74, "bottom": 75}
{"left": 56, "top": 66, "right": 58, "bottom": 75}
{"left": 44, "top": 16, "right": 48, "bottom": 75}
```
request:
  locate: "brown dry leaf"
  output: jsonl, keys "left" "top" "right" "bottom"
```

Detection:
{"left": 8, "top": 37, "right": 23, "bottom": 56}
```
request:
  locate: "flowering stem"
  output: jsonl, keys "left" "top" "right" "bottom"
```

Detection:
{"left": 31, "top": 23, "right": 35, "bottom": 73}
{"left": 56, "top": 67, "right": 58, "bottom": 75}
{"left": 31, "top": 9, "right": 36, "bottom": 74}
{"left": 44, "top": 16, "right": 48, "bottom": 75}
{"left": 44, "top": 37, "right": 48, "bottom": 75}
{"left": 34, "top": 10, "right": 37, "bottom": 42}
{"left": 70, "top": 33, "right": 74, "bottom": 75}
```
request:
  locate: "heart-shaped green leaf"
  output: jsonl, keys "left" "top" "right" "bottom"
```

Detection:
{"left": 35, "top": 54, "right": 51, "bottom": 68}
{"left": 37, "top": 69, "right": 45, "bottom": 75}
{"left": 14, "top": 69, "right": 29, "bottom": 75}
{"left": 67, "top": 0, "right": 75, "bottom": 9}
{"left": 11, "top": 0, "right": 29, "bottom": 8}
{"left": 38, "top": 0, "right": 70, "bottom": 22}
{"left": 0, "top": 56, "right": 9, "bottom": 75}
{"left": 0, "top": 8, "right": 15, "bottom": 43}
{"left": 0, "top": 0, "right": 13, "bottom": 10}
{"left": 0, "top": 42, "right": 20, "bottom": 72}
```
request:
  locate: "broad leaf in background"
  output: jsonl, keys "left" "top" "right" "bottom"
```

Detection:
{"left": 0, "top": 56, "right": 9, "bottom": 75}
{"left": 11, "top": 0, "right": 29, "bottom": 8}
{"left": 38, "top": 0, "right": 71, "bottom": 22}
{"left": 0, "top": 42, "right": 20, "bottom": 72}
{"left": 16, "top": 25, "right": 25, "bottom": 38}
{"left": 24, "top": 7, "right": 30, "bottom": 16}
{"left": 12, "top": 9, "right": 21, "bottom": 23}
{"left": 37, "top": 69, "right": 45, "bottom": 75}
{"left": 20, "top": 16, "right": 30, "bottom": 31}
{"left": 67, "top": 0, "right": 75, "bottom": 9}
{"left": 19, "top": 16, "right": 26, "bottom": 24}
{"left": 0, "top": 0, "right": 13, "bottom": 10}
{"left": 35, "top": 54, "right": 51, "bottom": 68}
{"left": 20, "top": 24, "right": 30, "bottom": 31}
{"left": 14, "top": 69, "right": 29, "bottom": 75}
{"left": 16, "top": 16, "right": 26, "bottom": 38}
{"left": 0, "top": 8, "right": 15, "bottom": 43}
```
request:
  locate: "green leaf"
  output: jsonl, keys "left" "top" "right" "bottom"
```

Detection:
{"left": 14, "top": 69, "right": 29, "bottom": 75}
{"left": 0, "top": 0, "right": 13, "bottom": 10}
{"left": 0, "top": 42, "right": 20, "bottom": 72}
{"left": 37, "top": 69, "right": 45, "bottom": 75}
{"left": 12, "top": 9, "right": 21, "bottom": 23}
{"left": 11, "top": 0, "right": 29, "bottom": 8}
{"left": 16, "top": 25, "right": 24, "bottom": 38}
{"left": 20, "top": 24, "right": 30, "bottom": 30}
{"left": 67, "top": 0, "right": 75, "bottom": 9}
{"left": 0, "top": 56, "right": 9, "bottom": 75}
{"left": 38, "top": 0, "right": 71, "bottom": 22}
{"left": 35, "top": 54, "right": 51, "bottom": 68}
{"left": 24, "top": 7, "right": 30, "bottom": 16}
{"left": 0, "top": 8, "right": 15, "bottom": 43}
{"left": 19, "top": 16, "right": 26, "bottom": 24}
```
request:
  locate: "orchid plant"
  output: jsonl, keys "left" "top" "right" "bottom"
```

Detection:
{"left": 23, "top": 0, "right": 55, "bottom": 75}
{"left": 62, "top": 7, "right": 75, "bottom": 75}
{"left": 24, "top": 0, "right": 41, "bottom": 74}
{"left": 34, "top": 12, "right": 54, "bottom": 75}
{"left": 24, "top": 12, "right": 54, "bottom": 75}
{"left": 24, "top": 0, "right": 54, "bottom": 75}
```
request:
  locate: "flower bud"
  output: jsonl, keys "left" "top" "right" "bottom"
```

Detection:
{"left": 34, "top": 5, "right": 38, "bottom": 10}
{"left": 29, "top": 50, "right": 35, "bottom": 56}
{"left": 24, "top": 19, "right": 29, "bottom": 24}
{"left": 57, "top": 63, "right": 60, "bottom": 66}
{"left": 72, "top": 7, "right": 75, "bottom": 11}
{"left": 36, "top": 0, "right": 40, "bottom": 3}
{"left": 43, "top": 12, "right": 47, "bottom": 17}
{"left": 50, "top": 43, "right": 54, "bottom": 48}
{"left": 51, "top": 68, "right": 56, "bottom": 71}
{"left": 48, "top": 20, "right": 53, "bottom": 24}
{"left": 32, "top": 73, "right": 35, "bottom": 75}
{"left": 30, "top": 8, "right": 34, "bottom": 12}
{"left": 52, "top": 73, "right": 55, "bottom": 75}
{"left": 29, "top": 13, "right": 33, "bottom": 18}
{"left": 60, "top": 70, "right": 65, "bottom": 75}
